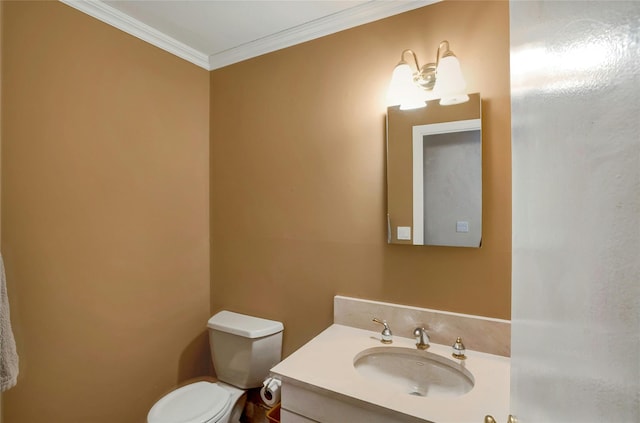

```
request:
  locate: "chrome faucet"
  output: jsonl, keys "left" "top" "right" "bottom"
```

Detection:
{"left": 372, "top": 318, "right": 393, "bottom": 344}
{"left": 413, "top": 327, "right": 430, "bottom": 350}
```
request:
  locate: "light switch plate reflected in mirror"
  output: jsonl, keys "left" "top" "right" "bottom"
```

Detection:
{"left": 397, "top": 226, "right": 412, "bottom": 240}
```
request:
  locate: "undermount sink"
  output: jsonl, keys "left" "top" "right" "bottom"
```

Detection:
{"left": 353, "top": 346, "right": 474, "bottom": 398}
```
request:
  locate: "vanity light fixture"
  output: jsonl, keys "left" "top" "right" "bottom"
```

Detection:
{"left": 387, "top": 40, "right": 469, "bottom": 110}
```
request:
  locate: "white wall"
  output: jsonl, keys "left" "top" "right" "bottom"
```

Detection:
{"left": 423, "top": 130, "right": 482, "bottom": 247}
{"left": 510, "top": 1, "right": 640, "bottom": 421}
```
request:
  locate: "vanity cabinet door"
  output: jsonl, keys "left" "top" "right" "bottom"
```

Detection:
{"left": 280, "top": 382, "right": 423, "bottom": 423}
{"left": 280, "top": 408, "right": 318, "bottom": 423}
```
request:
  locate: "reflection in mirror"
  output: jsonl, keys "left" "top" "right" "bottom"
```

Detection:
{"left": 413, "top": 119, "right": 481, "bottom": 246}
{"left": 386, "top": 93, "right": 482, "bottom": 247}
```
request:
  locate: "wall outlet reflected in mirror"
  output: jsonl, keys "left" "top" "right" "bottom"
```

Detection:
{"left": 456, "top": 221, "right": 470, "bottom": 233}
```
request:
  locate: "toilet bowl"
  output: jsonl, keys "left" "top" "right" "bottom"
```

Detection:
{"left": 147, "top": 311, "right": 283, "bottom": 423}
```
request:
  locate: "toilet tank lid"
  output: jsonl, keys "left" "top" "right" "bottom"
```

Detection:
{"left": 207, "top": 311, "right": 284, "bottom": 338}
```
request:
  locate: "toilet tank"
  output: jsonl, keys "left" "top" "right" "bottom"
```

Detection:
{"left": 207, "top": 311, "right": 284, "bottom": 389}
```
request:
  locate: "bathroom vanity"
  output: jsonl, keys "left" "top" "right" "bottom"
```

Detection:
{"left": 270, "top": 296, "right": 510, "bottom": 423}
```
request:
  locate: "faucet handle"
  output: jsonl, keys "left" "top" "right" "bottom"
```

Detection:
{"left": 372, "top": 318, "right": 393, "bottom": 344}
{"left": 452, "top": 337, "right": 467, "bottom": 359}
{"left": 413, "top": 327, "right": 430, "bottom": 350}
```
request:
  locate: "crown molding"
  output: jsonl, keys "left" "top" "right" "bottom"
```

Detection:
{"left": 60, "top": 0, "right": 436, "bottom": 71}
{"left": 60, "top": 0, "right": 211, "bottom": 69}
{"left": 208, "top": 1, "right": 437, "bottom": 70}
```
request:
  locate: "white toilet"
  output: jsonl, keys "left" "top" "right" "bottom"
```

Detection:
{"left": 147, "top": 311, "right": 284, "bottom": 423}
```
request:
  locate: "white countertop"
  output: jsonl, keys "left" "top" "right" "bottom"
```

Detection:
{"left": 271, "top": 324, "right": 510, "bottom": 423}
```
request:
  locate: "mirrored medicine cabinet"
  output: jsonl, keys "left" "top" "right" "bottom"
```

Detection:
{"left": 386, "top": 93, "right": 482, "bottom": 247}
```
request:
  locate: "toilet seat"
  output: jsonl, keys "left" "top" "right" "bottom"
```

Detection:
{"left": 147, "top": 382, "right": 231, "bottom": 423}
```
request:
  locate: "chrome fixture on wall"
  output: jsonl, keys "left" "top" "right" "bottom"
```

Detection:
{"left": 387, "top": 40, "right": 469, "bottom": 110}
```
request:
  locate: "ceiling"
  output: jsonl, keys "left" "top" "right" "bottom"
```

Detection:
{"left": 60, "top": 0, "right": 435, "bottom": 70}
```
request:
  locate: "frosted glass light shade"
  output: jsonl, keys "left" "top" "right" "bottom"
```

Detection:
{"left": 387, "top": 63, "right": 426, "bottom": 110}
{"left": 433, "top": 55, "right": 469, "bottom": 105}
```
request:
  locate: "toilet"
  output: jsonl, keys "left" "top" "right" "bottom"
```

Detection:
{"left": 147, "top": 311, "right": 284, "bottom": 423}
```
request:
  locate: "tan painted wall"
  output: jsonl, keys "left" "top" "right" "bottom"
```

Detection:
{"left": 0, "top": 0, "right": 3, "bottom": 248}
{"left": 210, "top": 0, "right": 511, "bottom": 356}
{"left": 1, "top": 2, "right": 211, "bottom": 422}
{"left": 0, "top": 1, "right": 510, "bottom": 421}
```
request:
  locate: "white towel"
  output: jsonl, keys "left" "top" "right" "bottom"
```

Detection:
{"left": 0, "top": 253, "right": 18, "bottom": 391}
